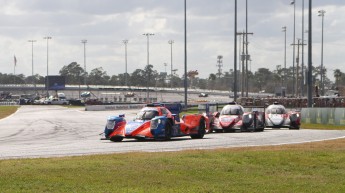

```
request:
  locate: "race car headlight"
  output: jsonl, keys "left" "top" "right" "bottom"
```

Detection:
{"left": 248, "top": 114, "right": 252, "bottom": 119}
{"left": 296, "top": 113, "right": 300, "bottom": 118}
{"left": 150, "top": 119, "right": 161, "bottom": 130}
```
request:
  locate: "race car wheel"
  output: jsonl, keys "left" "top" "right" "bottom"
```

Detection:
{"left": 110, "top": 136, "right": 124, "bottom": 142}
{"left": 240, "top": 126, "right": 247, "bottom": 132}
{"left": 164, "top": 122, "right": 172, "bottom": 140}
{"left": 191, "top": 118, "right": 206, "bottom": 139}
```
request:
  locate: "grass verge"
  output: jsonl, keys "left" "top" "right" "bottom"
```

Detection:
{"left": 1, "top": 139, "right": 345, "bottom": 192}
{"left": 0, "top": 106, "right": 19, "bottom": 120}
{"left": 302, "top": 123, "right": 345, "bottom": 130}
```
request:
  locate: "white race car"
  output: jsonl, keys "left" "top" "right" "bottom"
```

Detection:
{"left": 265, "top": 102, "right": 300, "bottom": 129}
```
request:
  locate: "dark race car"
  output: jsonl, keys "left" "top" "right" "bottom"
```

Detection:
{"left": 101, "top": 103, "right": 210, "bottom": 142}
{"left": 265, "top": 102, "right": 301, "bottom": 129}
{"left": 211, "top": 102, "right": 265, "bottom": 132}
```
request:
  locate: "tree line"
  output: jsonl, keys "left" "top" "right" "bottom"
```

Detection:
{"left": 0, "top": 61, "right": 344, "bottom": 94}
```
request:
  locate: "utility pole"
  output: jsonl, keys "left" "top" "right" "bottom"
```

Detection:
{"left": 291, "top": 39, "right": 306, "bottom": 96}
{"left": 236, "top": 31, "right": 253, "bottom": 97}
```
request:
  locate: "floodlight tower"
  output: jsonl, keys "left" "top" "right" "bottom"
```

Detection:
{"left": 81, "top": 39, "right": 87, "bottom": 85}
{"left": 43, "top": 36, "right": 52, "bottom": 96}
{"left": 28, "top": 40, "right": 37, "bottom": 93}
{"left": 216, "top": 55, "right": 223, "bottom": 79}
{"left": 123, "top": 39, "right": 129, "bottom": 87}
{"left": 318, "top": 9, "right": 326, "bottom": 96}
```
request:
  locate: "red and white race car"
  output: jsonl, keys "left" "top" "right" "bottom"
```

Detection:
{"left": 265, "top": 102, "right": 301, "bottom": 129}
{"left": 211, "top": 102, "right": 265, "bottom": 132}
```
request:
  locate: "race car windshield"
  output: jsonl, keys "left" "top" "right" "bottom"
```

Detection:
{"left": 221, "top": 107, "right": 243, "bottom": 115}
{"left": 267, "top": 108, "right": 286, "bottom": 114}
{"left": 136, "top": 110, "right": 159, "bottom": 120}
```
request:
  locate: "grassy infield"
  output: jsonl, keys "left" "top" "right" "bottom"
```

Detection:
{"left": 0, "top": 106, "right": 345, "bottom": 192}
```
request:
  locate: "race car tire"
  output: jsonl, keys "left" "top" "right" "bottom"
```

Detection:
{"left": 214, "top": 129, "right": 223, "bottom": 133}
{"left": 255, "top": 127, "right": 264, "bottom": 132}
{"left": 289, "top": 126, "right": 300, "bottom": 130}
{"left": 164, "top": 122, "right": 172, "bottom": 140}
{"left": 110, "top": 136, "right": 124, "bottom": 142}
{"left": 191, "top": 118, "right": 206, "bottom": 139}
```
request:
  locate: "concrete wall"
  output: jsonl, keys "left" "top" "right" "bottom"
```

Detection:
{"left": 301, "top": 108, "right": 345, "bottom": 125}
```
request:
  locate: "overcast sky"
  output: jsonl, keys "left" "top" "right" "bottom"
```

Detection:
{"left": 1, "top": 0, "right": 344, "bottom": 80}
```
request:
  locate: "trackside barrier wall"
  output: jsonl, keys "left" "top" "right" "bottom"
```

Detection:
{"left": 0, "top": 101, "right": 19, "bottom": 106}
{"left": 85, "top": 104, "right": 146, "bottom": 111}
{"left": 301, "top": 108, "right": 345, "bottom": 125}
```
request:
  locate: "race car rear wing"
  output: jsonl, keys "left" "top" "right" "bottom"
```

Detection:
{"left": 243, "top": 106, "right": 266, "bottom": 113}
{"left": 146, "top": 103, "right": 183, "bottom": 115}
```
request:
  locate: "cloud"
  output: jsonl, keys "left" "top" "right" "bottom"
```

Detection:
{"left": 0, "top": 0, "right": 344, "bottom": 82}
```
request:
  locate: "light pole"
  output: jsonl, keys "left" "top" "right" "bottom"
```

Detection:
{"left": 44, "top": 36, "right": 52, "bottom": 96}
{"left": 234, "top": 0, "right": 238, "bottom": 101}
{"left": 143, "top": 33, "right": 154, "bottom": 102}
{"left": 123, "top": 39, "right": 129, "bottom": 87}
{"left": 307, "top": 0, "right": 313, "bottom": 107}
{"left": 318, "top": 9, "right": 325, "bottom": 96}
{"left": 282, "top": 26, "right": 287, "bottom": 91}
{"left": 168, "top": 40, "right": 174, "bottom": 87}
{"left": 290, "top": 0, "right": 296, "bottom": 96}
{"left": 143, "top": 33, "right": 154, "bottom": 66}
{"left": 184, "top": 0, "right": 188, "bottom": 108}
{"left": 28, "top": 40, "right": 36, "bottom": 93}
{"left": 301, "top": 0, "right": 305, "bottom": 96}
{"left": 245, "top": 0, "right": 249, "bottom": 97}
{"left": 81, "top": 39, "right": 87, "bottom": 85}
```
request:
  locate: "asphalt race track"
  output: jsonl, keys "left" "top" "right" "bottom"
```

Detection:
{"left": 1, "top": 106, "right": 345, "bottom": 160}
